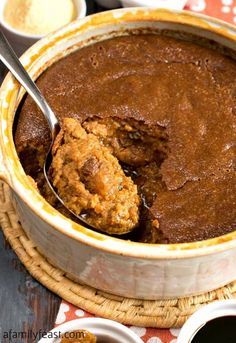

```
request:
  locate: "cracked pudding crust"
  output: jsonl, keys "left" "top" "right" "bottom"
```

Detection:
{"left": 15, "top": 34, "right": 236, "bottom": 243}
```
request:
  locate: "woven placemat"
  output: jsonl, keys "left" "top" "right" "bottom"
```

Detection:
{"left": 0, "top": 181, "right": 236, "bottom": 328}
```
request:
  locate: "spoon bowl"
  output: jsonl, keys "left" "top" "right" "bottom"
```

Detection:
{"left": 0, "top": 30, "right": 96, "bottom": 230}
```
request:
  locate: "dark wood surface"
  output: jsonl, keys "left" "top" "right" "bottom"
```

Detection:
{"left": 0, "top": 232, "right": 61, "bottom": 342}
{"left": 0, "top": 1, "right": 113, "bottom": 342}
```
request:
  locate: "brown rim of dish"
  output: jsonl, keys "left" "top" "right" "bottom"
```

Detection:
{"left": 1, "top": 8, "right": 236, "bottom": 259}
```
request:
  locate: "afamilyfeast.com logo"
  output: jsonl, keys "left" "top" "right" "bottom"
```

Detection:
{"left": 2, "top": 329, "right": 86, "bottom": 342}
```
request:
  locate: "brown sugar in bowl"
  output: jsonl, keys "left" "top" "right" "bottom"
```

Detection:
{"left": 0, "top": 8, "right": 236, "bottom": 300}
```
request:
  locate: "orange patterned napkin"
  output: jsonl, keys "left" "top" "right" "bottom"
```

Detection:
{"left": 186, "top": 0, "right": 236, "bottom": 24}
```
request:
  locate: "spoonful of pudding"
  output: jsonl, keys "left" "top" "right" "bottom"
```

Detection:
{"left": 0, "top": 30, "right": 140, "bottom": 234}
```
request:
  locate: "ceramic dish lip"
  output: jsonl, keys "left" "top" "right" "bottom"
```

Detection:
{"left": 1, "top": 8, "right": 236, "bottom": 260}
{"left": 38, "top": 318, "right": 144, "bottom": 343}
{"left": 0, "top": 0, "right": 87, "bottom": 40}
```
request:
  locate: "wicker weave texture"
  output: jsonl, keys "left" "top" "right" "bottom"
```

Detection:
{"left": 0, "top": 181, "right": 235, "bottom": 328}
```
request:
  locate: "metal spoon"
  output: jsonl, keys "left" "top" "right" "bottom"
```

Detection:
{"left": 0, "top": 30, "right": 95, "bottom": 229}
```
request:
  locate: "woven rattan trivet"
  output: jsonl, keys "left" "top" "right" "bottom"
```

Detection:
{"left": 0, "top": 181, "right": 236, "bottom": 328}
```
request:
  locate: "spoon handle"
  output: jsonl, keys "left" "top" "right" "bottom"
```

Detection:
{"left": 0, "top": 30, "right": 59, "bottom": 136}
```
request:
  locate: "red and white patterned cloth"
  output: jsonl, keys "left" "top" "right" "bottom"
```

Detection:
{"left": 54, "top": 1, "right": 236, "bottom": 342}
{"left": 186, "top": 0, "right": 236, "bottom": 24}
{"left": 55, "top": 301, "right": 180, "bottom": 342}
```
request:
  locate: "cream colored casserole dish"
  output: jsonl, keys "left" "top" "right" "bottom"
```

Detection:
{"left": 0, "top": 8, "right": 236, "bottom": 300}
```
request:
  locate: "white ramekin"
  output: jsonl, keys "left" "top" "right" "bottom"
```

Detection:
{"left": 38, "top": 318, "right": 143, "bottom": 343}
{"left": 0, "top": 0, "right": 87, "bottom": 55}
{"left": 0, "top": 9, "right": 236, "bottom": 300}
{"left": 177, "top": 300, "right": 236, "bottom": 343}
{"left": 95, "top": 0, "right": 188, "bottom": 9}
{"left": 120, "top": 0, "right": 188, "bottom": 10}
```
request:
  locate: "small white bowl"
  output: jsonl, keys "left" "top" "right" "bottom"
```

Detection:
{"left": 38, "top": 318, "right": 144, "bottom": 343}
{"left": 177, "top": 300, "right": 236, "bottom": 343}
{"left": 120, "top": 0, "right": 188, "bottom": 10}
{"left": 0, "top": 0, "right": 87, "bottom": 55}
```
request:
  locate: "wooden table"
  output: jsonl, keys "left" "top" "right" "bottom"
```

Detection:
{"left": 0, "top": 1, "right": 112, "bottom": 341}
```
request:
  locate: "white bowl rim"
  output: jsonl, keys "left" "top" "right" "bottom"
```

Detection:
{"left": 0, "top": 0, "right": 87, "bottom": 39}
{"left": 177, "top": 300, "right": 236, "bottom": 343}
{"left": 1, "top": 8, "right": 236, "bottom": 260}
{"left": 38, "top": 317, "right": 144, "bottom": 343}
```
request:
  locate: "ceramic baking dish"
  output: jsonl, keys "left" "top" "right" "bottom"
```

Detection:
{"left": 0, "top": 8, "right": 236, "bottom": 300}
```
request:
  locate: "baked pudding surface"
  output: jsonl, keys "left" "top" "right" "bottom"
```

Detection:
{"left": 15, "top": 34, "right": 236, "bottom": 243}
